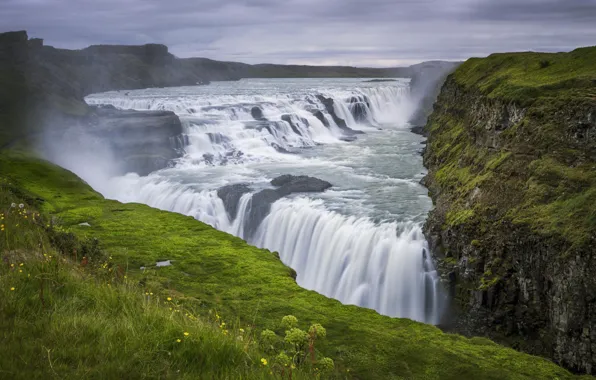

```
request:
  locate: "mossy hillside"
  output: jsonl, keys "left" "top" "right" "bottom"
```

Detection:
{"left": 425, "top": 46, "right": 596, "bottom": 248}
{"left": 0, "top": 150, "right": 589, "bottom": 379}
{"left": 0, "top": 184, "right": 327, "bottom": 379}
{"left": 422, "top": 46, "right": 596, "bottom": 372}
{"left": 452, "top": 46, "right": 596, "bottom": 104}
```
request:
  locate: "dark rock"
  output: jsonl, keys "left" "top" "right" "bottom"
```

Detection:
{"left": 270, "top": 175, "right": 332, "bottom": 193}
{"left": 217, "top": 183, "right": 253, "bottom": 220}
{"left": 423, "top": 73, "right": 596, "bottom": 374}
{"left": 311, "top": 110, "right": 330, "bottom": 127}
{"left": 315, "top": 94, "right": 364, "bottom": 135}
{"left": 281, "top": 114, "right": 308, "bottom": 136}
{"left": 271, "top": 143, "right": 292, "bottom": 154}
{"left": 84, "top": 43, "right": 170, "bottom": 58}
{"left": 203, "top": 153, "right": 215, "bottom": 165}
{"left": 348, "top": 95, "right": 372, "bottom": 123}
{"left": 363, "top": 79, "right": 398, "bottom": 83}
{"left": 410, "top": 125, "right": 427, "bottom": 136}
{"left": 351, "top": 101, "right": 369, "bottom": 123}
{"left": 251, "top": 106, "right": 266, "bottom": 120}
{"left": 87, "top": 106, "right": 184, "bottom": 175}
{"left": 0, "top": 30, "right": 28, "bottom": 44}
{"left": 242, "top": 175, "right": 332, "bottom": 238}
{"left": 207, "top": 132, "right": 231, "bottom": 145}
{"left": 339, "top": 136, "right": 358, "bottom": 142}
{"left": 27, "top": 38, "right": 43, "bottom": 49}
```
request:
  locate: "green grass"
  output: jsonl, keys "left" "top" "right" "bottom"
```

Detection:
{"left": 424, "top": 46, "right": 596, "bottom": 246}
{"left": 0, "top": 175, "right": 331, "bottom": 380}
{"left": 453, "top": 46, "right": 596, "bottom": 104}
{"left": 0, "top": 149, "right": 590, "bottom": 379}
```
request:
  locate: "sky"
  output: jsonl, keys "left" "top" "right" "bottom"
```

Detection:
{"left": 1, "top": 0, "right": 595, "bottom": 67}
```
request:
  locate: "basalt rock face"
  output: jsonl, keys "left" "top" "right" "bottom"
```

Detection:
{"left": 422, "top": 48, "right": 596, "bottom": 374}
{"left": 0, "top": 31, "right": 186, "bottom": 175}
{"left": 217, "top": 183, "right": 253, "bottom": 220}
{"left": 241, "top": 175, "right": 332, "bottom": 238}
{"left": 86, "top": 105, "right": 184, "bottom": 175}
{"left": 315, "top": 95, "right": 364, "bottom": 135}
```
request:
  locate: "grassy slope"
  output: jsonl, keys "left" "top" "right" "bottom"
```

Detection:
{"left": 1, "top": 150, "right": 589, "bottom": 380}
{"left": 426, "top": 46, "right": 596, "bottom": 248}
{"left": 453, "top": 47, "right": 596, "bottom": 103}
{"left": 0, "top": 176, "right": 320, "bottom": 380}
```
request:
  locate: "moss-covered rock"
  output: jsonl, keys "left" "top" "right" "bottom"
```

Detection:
{"left": 423, "top": 46, "right": 596, "bottom": 374}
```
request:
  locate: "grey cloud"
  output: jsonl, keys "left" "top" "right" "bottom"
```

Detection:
{"left": 470, "top": 0, "right": 596, "bottom": 22}
{"left": 0, "top": 0, "right": 595, "bottom": 66}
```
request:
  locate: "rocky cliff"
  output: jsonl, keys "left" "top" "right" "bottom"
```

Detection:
{"left": 423, "top": 47, "right": 596, "bottom": 373}
{"left": 0, "top": 31, "right": 184, "bottom": 174}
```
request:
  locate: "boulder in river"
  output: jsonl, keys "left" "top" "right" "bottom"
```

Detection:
{"left": 239, "top": 175, "right": 332, "bottom": 238}
{"left": 271, "top": 175, "right": 332, "bottom": 193}
{"left": 251, "top": 106, "right": 266, "bottom": 120}
{"left": 217, "top": 183, "right": 253, "bottom": 220}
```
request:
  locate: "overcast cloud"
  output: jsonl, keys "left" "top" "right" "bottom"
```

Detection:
{"left": 1, "top": 0, "right": 595, "bottom": 66}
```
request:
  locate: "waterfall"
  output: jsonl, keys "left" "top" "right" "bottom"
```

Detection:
{"left": 252, "top": 198, "right": 441, "bottom": 323}
{"left": 84, "top": 79, "right": 443, "bottom": 325}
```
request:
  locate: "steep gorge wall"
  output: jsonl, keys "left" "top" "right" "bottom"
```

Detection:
{"left": 423, "top": 48, "right": 596, "bottom": 373}
{"left": 0, "top": 31, "right": 184, "bottom": 174}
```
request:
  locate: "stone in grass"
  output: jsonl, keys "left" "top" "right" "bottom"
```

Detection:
{"left": 140, "top": 260, "right": 173, "bottom": 270}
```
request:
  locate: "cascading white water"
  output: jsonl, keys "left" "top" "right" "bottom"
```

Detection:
{"left": 84, "top": 78, "right": 444, "bottom": 324}
{"left": 252, "top": 198, "right": 440, "bottom": 323}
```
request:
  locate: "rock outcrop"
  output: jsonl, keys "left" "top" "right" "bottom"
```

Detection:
{"left": 86, "top": 105, "right": 184, "bottom": 175}
{"left": 236, "top": 175, "right": 332, "bottom": 238}
{"left": 423, "top": 48, "right": 596, "bottom": 374}
{"left": 348, "top": 95, "right": 372, "bottom": 124}
{"left": 315, "top": 95, "right": 364, "bottom": 135}
{"left": 251, "top": 106, "right": 266, "bottom": 121}
{"left": 0, "top": 31, "right": 187, "bottom": 174}
{"left": 217, "top": 183, "right": 253, "bottom": 220}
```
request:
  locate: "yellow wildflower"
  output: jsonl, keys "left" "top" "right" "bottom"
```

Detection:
{"left": 19, "top": 263, "right": 23, "bottom": 267}
{"left": 176, "top": 339, "right": 181, "bottom": 343}
{"left": 167, "top": 297, "right": 172, "bottom": 301}
{"left": 183, "top": 332, "right": 189, "bottom": 336}
{"left": 10, "top": 287, "right": 15, "bottom": 291}
{"left": 239, "top": 328, "right": 245, "bottom": 333}
{"left": 261, "top": 358, "right": 268, "bottom": 366}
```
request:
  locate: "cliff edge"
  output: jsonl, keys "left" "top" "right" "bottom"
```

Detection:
{"left": 423, "top": 46, "right": 596, "bottom": 373}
